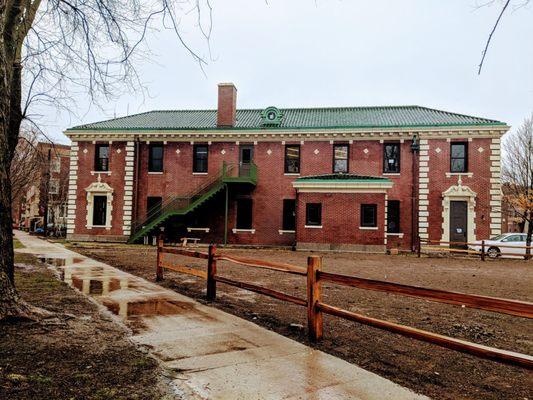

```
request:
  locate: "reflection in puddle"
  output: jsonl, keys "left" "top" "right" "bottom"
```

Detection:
{"left": 67, "top": 274, "right": 131, "bottom": 296}
{"left": 38, "top": 257, "right": 84, "bottom": 267}
{"left": 39, "top": 254, "right": 196, "bottom": 322}
{"left": 102, "top": 298, "right": 193, "bottom": 319}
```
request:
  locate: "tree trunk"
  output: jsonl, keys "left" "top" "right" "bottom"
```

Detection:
{"left": 0, "top": 59, "right": 32, "bottom": 319}
{"left": 525, "top": 210, "right": 533, "bottom": 261}
{"left": 0, "top": 125, "right": 33, "bottom": 319}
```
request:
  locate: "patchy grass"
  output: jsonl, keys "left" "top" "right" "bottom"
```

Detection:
{"left": 0, "top": 254, "right": 167, "bottom": 400}
{"left": 13, "top": 239, "right": 24, "bottom": 249}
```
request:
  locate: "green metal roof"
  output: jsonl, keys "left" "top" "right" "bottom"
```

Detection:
{"left": 296, "top": 174, "right": 391, "bottom": 182}
{"left": 68, "top": 106, "right": 505, "bottom": 131}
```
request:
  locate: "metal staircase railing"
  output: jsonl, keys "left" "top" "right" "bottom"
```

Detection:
{"left": 128, "top": 162, "right": 257, "bottom": 243}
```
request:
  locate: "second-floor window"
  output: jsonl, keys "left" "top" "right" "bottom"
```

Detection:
{"left": 48, "top": 179, "right": 59, "bottom": 195}
{"left": 333, "top": 144, "right": 349, "bottom": 173}
{"left": 193, "top": 144, "right": 208, "bottom": 173}
{"left": 149, "top": 143, "right": 164, "bottom": 172}
{"left": 51, "top": 159, "right": 61, "bottom": 173}
{"left": 450, "top": 142, "right": 468, "bottom": 173}
{"left": 383, "top": 143, "right": 400, "bottom": 173}
{"left": 94, "top": 144, "right": 109, "bottom": 171}
{"left": 285, "top": 145, "right": 300, "bottom": 174}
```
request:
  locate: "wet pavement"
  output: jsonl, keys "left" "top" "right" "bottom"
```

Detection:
{"left": 15, "top": 232, "right": 429, "bottom": 399}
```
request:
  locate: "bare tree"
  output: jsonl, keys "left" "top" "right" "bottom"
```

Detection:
{"left": 10, "top": 130, "right": 46, "bottom": 206}
{"left": 1, "top": 0, "right": 213, "bottom": 319}
{"left": 478, "top": 0, "right": 530, "bottom": 74}
{"left": 502, "top": 113, "right": 533, "bottom": 257}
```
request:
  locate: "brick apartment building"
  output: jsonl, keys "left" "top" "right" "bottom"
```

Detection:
{"left": 14, "top": 142, "right": 70, "bottom": 233}
{"left": 64, "top": 83, "right": 508, "bottom": 251}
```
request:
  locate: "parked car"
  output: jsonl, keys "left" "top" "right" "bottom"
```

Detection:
{"left": 469, "top": 233, "right": 531, "bottom": 259}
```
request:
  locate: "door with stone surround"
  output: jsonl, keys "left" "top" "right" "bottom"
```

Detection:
{"left": 450, "top": 200, "right": 468, "bottom": 247}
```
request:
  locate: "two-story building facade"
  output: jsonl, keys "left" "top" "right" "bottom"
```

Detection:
{"left": 64, "top": 83, "right": 508, "bottom": 252}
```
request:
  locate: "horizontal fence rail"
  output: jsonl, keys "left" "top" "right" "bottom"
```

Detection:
{"left": 155, "top": 236, "right": 533, "bottom": 370}
{"left": 418, "top": 236, "right": 533, "bottom": 261}
{"left": 316, "top": 302, "right": 533, "bottom": 369}
{"left": 318, "top": 271, "right": 533, "bottom": 318}
{"left": 160, "top": 247, "right": 209, "bottom": 259}
{"left": 214, "top": 276, "right": 307, "bottom": 307}
{"left": 215, "top": 254, "right": 307, "bottom": 276}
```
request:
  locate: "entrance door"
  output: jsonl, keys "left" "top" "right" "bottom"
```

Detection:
{"left": 450, "top": 201, "right": 467, "bottom": 247}
{"left": 239, "top": 145, "right": 254, "bottom": 177}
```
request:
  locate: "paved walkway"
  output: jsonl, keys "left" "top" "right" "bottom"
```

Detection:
{"left": 15, "top": 231, "right": 428, "bottom": 400}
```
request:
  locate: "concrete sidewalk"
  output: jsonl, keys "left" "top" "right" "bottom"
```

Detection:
{"left": 15, "top": 231, "right": 428, "bottom": 400}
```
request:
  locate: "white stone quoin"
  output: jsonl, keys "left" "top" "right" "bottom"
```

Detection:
{"left": 122, "top": 141, "right": 135, "bottom": 236}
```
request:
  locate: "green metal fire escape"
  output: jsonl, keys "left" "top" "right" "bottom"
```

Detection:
{"left": 128, "top": 162, "right": 257, "bottom": 244}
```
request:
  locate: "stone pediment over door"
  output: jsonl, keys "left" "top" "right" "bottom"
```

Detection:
{"left": 441, "top": 176, "right": 477, "bottom": 244}
{"left": 85, "top": 175, "right": 114, "bottom": 230}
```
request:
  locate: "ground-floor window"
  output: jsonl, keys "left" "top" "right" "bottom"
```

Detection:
{"left": 387, "top": 200, "right": 400, "bottom": 233}
{"left": 282, "top": 199, "right": 296, "bottom": 230}
{"left": 361, "top": 204, "right": 377, "bottom": 227}
{"left": 93, "top": 195, "right": 107, "bottom": 226}
{"left": 146, "top": 196, "right": 162, "bottom": 218}
{"left": 306, "top": 203, "right": 322, "bottom": 226}
{"left": 236, "top": 198, "right": 253, "bottom": 229}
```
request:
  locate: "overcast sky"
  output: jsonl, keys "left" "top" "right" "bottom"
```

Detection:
{"left": 36, "top": 0, "right": 533, "bottom": 144}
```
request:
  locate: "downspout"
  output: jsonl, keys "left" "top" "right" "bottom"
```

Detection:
{"left": 224, "top": 183, "right": 229, "bottom": 246}
{"left": 294, "top": 188, "right": 299, "bottom": 251}
{"left": 411, "top": 134, "right": 420, "bottom": 252}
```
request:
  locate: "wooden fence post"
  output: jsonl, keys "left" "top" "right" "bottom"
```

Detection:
{"left": 307, "top": 255, "right": 323, "bottom": 342}
{"left": 481, "top": 240, "right": 485, "bottom": 262}
{"left": 156, "top": 233, "right": 164, "bottom": 281}
{"left": 417, "top": 235, "right": 422, "bottom": 258}
{"left": 207, "top": 244, "right": 217, "bottom": 301}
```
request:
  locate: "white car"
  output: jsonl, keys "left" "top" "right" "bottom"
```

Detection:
{"left": 469, "top": 233, "right": 531, "bottom": 259}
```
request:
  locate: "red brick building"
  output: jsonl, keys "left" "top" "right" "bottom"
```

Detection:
{"left": 64, "top": 83, "right": 508, "bottom": 251}
{"left": 15, "top": 142, "right": 70, "bottom": 233}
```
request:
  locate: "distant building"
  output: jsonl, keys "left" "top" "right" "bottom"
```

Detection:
{"left": 18, "top": 142, "right": 70, "bottom": 234}
{"left": 64, "top": 83, "right": 507, "bottom": 251}
{"left": 501, "top": 183, "right": 528, "bottom": 234}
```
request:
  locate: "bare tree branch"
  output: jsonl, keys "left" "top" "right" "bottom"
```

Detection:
{"left": 478, "top": 0, "right": 510, "bottom": 74}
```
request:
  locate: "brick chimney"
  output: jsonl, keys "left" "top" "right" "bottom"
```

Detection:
{"left": 217, "top": 83, "right": 237, "bottom": 127}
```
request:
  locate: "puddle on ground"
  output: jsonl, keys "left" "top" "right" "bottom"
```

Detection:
{"left": 39, "top": 254, "right": 216, "bottom": 325}
{"left": 65, "top": 274, "right": 141, "bottom": 296}
{"left": 38, "top": 257, "right": 84, "bottom": 266}
{"left": 101, "top": 298, "right": 194, "bottom": 319}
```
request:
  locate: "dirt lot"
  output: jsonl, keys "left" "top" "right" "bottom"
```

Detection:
{"left": 67, "top": 242, "right": 533, "bottom": 400}
{"left": 0, "top": 253, "right": 168, "bottom": 400}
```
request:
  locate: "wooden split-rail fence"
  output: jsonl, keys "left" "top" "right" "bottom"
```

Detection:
{"left": 417, "top": 236, "right": 533, "bottom": 261}
{"left": 156, "top": 237, "right": 533, "bottom": 370}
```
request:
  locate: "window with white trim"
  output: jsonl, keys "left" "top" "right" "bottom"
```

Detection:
{"left": 306, "top": 203, "right": 322, "bottom": 226}
{"left": 236, "top": 198, "right": 253, "bottom": 229}
{"left": 361, "top": 204, "right": 377, "bottom": 227}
